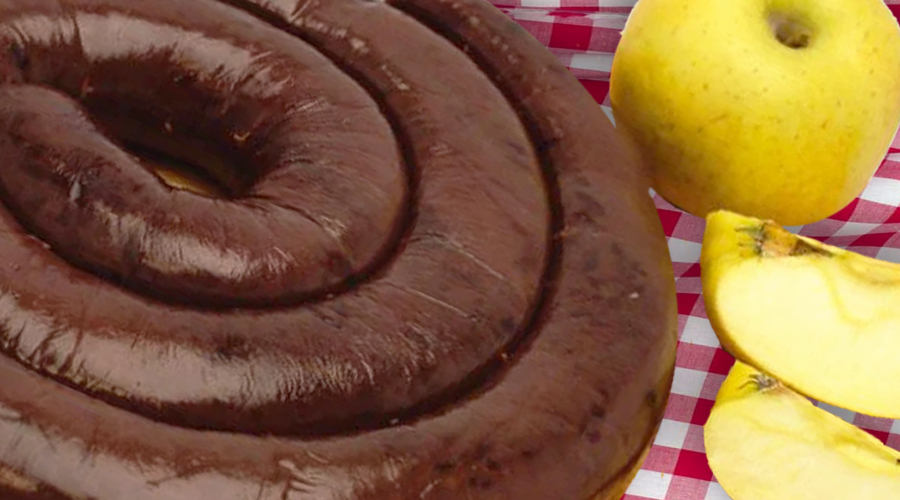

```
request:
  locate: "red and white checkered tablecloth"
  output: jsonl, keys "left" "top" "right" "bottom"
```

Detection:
{"left": 488, "top": 1, "right": 900, "bottom": 499}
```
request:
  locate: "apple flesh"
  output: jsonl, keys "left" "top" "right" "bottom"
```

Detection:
{"left": 702, "top": 209, "right": 900, "bottom": 418}
{"left": 705, "top": 361, "right": 900, "bottom": 500}
{"left": 610, "top": 0, "right": 900, "bottom": 225}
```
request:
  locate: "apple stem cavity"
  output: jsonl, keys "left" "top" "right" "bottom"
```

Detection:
{"left": 768, "top": 13, "right": 812, "bottom": 49}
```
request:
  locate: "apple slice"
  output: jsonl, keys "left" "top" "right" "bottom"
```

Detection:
{"left": 705, "top": 361, "right": 900, "bottom": 500}
{"left": 701, "top": 209, "right": 900, "bottom": 418}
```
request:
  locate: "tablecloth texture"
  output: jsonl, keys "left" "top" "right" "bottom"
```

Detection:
{"left": 487, "top": 1, "right": 900, "bottom": 498}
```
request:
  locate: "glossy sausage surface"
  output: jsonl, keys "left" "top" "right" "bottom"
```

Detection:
{"left": 0, "top": 1, "right": 678, "bottom": 499}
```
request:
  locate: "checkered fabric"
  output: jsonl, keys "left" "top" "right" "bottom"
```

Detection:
{"left": 488, "top": 1, "right": 900, "bottom": 499}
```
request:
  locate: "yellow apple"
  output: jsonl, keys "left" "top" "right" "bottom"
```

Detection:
{"left": 705, "top": 361, "right": 900, "bottom": 500}
{"left": 701, "top": 209, "right": 900, "bottom": 418}
{"left": 609, "top": 0, "right": 900, "bottom": 225}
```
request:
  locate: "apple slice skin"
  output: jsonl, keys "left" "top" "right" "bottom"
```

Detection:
{"left": 701, "top": 209, "right": 900, "bottom": 419}
{"left": 705, "top": 361, "right": 900, "bottom": 500}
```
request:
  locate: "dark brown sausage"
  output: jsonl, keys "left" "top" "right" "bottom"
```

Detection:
{"left": 0, "top": 0, "right": 677, "bottom": 499}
